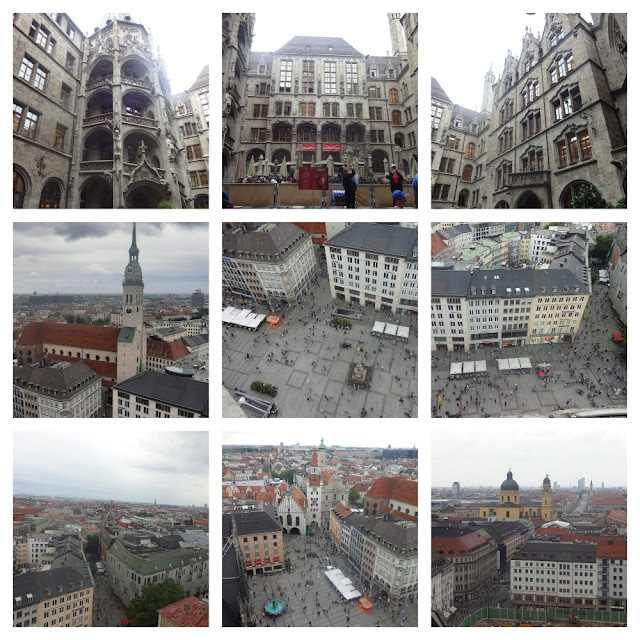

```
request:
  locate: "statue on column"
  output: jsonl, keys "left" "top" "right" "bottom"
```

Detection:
{"left": 113, "top": 125, "right": 121, "bottom": 158}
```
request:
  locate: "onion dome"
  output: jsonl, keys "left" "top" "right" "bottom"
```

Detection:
{"left": 501, "top": 469, "right": 519, "bottom": 491}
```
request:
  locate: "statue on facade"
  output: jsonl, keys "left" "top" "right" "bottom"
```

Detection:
{"left": 167, "top": 137, "right": 177, "bottom": 161}
{"left": 113, "top": 125, "right": 121, "bottom": 157}
{"left": 224, "top": 92, "right": 232, "bottom": 115}
{"left": 138, "top": 140, "right": 147, "bottom": 160}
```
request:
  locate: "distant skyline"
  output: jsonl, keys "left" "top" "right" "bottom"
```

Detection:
{"left": 13, "top": 222, "right": 208, "bottom": 295}
{"left": 223, "top": 429, "right": 418, "bottom": 449}
{"left": 432, "top": 431, "right": 626, "bottom": 487}
{"left": 14, "top": 431, "right": 209, "bottom": 506}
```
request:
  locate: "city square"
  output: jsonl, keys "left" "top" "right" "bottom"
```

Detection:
{"left": 222, "top": 283, "right": 418, "bottom": 419}
{"left": 432, "top": 280, "right": 626, "bottom": 418}
{"left": 247, "top": 527, "right": 417, "bottom": 627}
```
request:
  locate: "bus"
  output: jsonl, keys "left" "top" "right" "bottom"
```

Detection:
{"left": 358, "top": 598, "right": 373, "bottom": 613}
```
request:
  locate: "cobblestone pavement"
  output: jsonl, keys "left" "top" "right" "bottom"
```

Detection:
{"left": 222, "top": 280, "right": 418, "bottom": 418}
{"left": 431, "top": 283, "right": 627, "bottom": 418}
{"left": 91, "top": 573, "right": 128, "bottom": 627}
{"left": 247, "top": 526, "right": 417, "bottom": 627}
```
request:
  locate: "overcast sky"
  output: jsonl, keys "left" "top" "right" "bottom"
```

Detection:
{"left": 62, "top": 3, "right": 208, "bottom": 93}
{"left": 13, "top": 222, "right": 208, "bottom": 295}
{"left": 223, "top": 428, "right": 419, "bottom": 450}
{"left": 432, "top": 430, "right": 627, "bottom": 487}
{"left": 14, "top": 431, "right": 209, "bottom": 506}
{"left": 250, "top": 9, "right": 413, "bottom": 58}
{"left": 430, "top": 9, "right": 595, "bottom": 109}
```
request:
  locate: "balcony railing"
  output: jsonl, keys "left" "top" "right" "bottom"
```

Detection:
{"left": 86, "top": 76, "right": 113, "bottom": 91}
{"left": 80, "top": 161, "right": 113, "bottom": 172}
{"left": 122, "top": 77, "right": 153, "bottom": 90}
{"left": 508, "top": 170, "right": 550, "bottom": 188}
{"left": 83, "top": 113, "right": 114, "bottom": 126}
{"left": 122, "top": 114, "right": 158, "bottom": 128}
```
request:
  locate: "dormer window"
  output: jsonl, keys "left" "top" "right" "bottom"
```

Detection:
{"left": 370, "top": 66, "right": 378, "bottom": 78}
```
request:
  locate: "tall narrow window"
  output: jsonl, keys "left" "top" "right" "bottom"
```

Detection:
{"left": 13, "top": 102, "right": 23, "bottom": 132}
{"left": 53, "top": 124, "right": 66, "bottom": 150}
{"left": 568, "top": 133, "right": 579, "bottom": 163}
{"left": 579, "top": 131, "right": 592, "bottom": 159}
{"left": 33, "top": 66, "right": 48, "bottom": 91}
{"left": 60, "top": 84, "right": 72, "bottom": 108}
{"left": 558, "top": 57, "right": 567, "bottom": 78}
{"left": 302, "top": 60, "right": 314, "bottom": 93}
{"left": 18, "top": 56, "right": 35, "bottom": 83}
{"left": 23, "top": 109, "right": 40, "bottom": 139}
{"left": 279, "top": 60, "right": 292, "bottom": 93}
{"left": 324, "top": 61, "right": 336, "bottom": 94}
{"left": 465, "top": 142, "right": 476, "bottom": 158}
{"left": 389, "top": 88, "right": 398, "bottom": 103}
{"left": 346, "top": 62, "right": 358, "bottom": 94}
{"left": 355, "top": 103, "right": 362, "bottom": 117}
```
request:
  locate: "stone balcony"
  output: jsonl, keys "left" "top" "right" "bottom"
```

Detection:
{"left": 86, "top": 76, "right": 113, "bottom": 91}
{"left": 508, "top": 170, "right": 550, "bottom": 188}
{"left": 79, "top": 161, "right": 113, "bottom": 172}
{"left": 122, "top": 77, "right": 153, "bottom": 91}
{"left": 83, "top": 113, "right": 114, "bottom": 127}
{"left": 121, "top": 114, "right": 158, "bottom": 128}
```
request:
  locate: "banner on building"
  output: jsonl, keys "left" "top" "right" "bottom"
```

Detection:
{"left": 302, "top": 143, "right": 316, "bottom": 151}
{"left": 322, "top": 143, "right": 340, "bottom": 152}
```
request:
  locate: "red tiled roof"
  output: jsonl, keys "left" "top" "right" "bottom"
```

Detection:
{"left": 538, "top": 528, "right": 627, "bottom": 559}
{"left": 17, "top": 322, "right": 120, "bottom": 351}
{"left": 158, "top": 597, "right": 208, "bottom": 627}
{"left": 48, "top": 353, "right": 117, "bottom": 381}
{"left": 146, "top": 338, "right": 190, "bottom": 361}
{"left": 310, "top": 448, "right": 318, "bottom": 468}
{"left": 335, "top": 503, "right": 352, "bottom": 517}
{"left": 590, "top": 498, "right": 627, "bottom": 506}
{"left": 432, "top": 233, "right": 448, "bottom": 258}
{"left": 290, "top": 486, "right": 306, "bottom": 510}
{"left": 366, "top": 477, "right": 418, "bottom": 506}
{"left": 254, "top": 490, "right": 277, "bottom": 505}
{"left": 322, "top": 470, "right": 334, "bottom": 485}
{"left": 606, "top": 510, "right": 627, "bottom": 525}
{"left": 309, "top": 474, "right": 320, "bottom": 486}
{"left": 432, "top": 530, "right": 490, "bottom": 556}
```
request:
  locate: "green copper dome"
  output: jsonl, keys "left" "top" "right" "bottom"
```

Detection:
{"left": 501, "top": 469, "right": 519, "bottom": 491}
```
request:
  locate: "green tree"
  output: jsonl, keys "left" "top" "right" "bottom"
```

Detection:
{"left": 126, "top": 579, "right": 184, "bottom": 627}
{"left": 92, "top": 318, "right": 105, "bottom": 326}
{"left": 571, "top": 184, "right": 610, "bottom": 208}
{"left": 284, "top": 557, "right": 292, "bottom": 571}
{"left": 348, "top": 488, "right": 361, "bottom": 503}
{"left": 64, "top": 314, "right": 75, "bottom": 324}
{"left": 592, "top": 235, "right": 614, "bottom": 263}
{"left": 86, "top": 534, "right": 99, "bottom": 556}
{"left": 543, "top": 223, "right": 564, "bottom": 229}
{"left": 184, "top": 518, "right": 193, "bottom": 526}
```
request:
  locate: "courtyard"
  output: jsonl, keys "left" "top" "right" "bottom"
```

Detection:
{"left": 431, "top": 283, "right": 627, "bottom": 418}
{"left": 222, "top": 281, "right": 418, "bottom": 418}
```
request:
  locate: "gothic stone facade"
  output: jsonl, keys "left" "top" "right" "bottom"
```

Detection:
{"left": 431, "top": 13, "right": 626, "bottom": 209}
{"left": 224, "top": 14, "right": 418, "bottom": 181}
{"left": 14, "top": 12, "right": 196, "bottom": 208}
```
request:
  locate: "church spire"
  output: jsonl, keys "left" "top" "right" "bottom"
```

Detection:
{"left": 129, "top": 222, "right": 139, "bottom": 262}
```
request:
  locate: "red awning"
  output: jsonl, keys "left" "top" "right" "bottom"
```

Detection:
{"left": 120, "top": 618, "right": 130, "bottom": 626}
{"left": 612, "top": 332, "right": 623, "bottom": 341}
{"left": 538, "top": 371, "right": 546, "bottom": 377}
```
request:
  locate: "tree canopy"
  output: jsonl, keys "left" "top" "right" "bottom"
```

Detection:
{"left": 126, "top": 579, "right": 184, "bottom": 627}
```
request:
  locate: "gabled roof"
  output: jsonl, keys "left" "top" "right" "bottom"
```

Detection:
{"left": 431, "top": 77, "right": 452, "bottom": 103}
{"left": 274, "top": 36, "right": 362, "bottom": 57}
{"left": 146, "top": 338, "right": 190, "bottom": 361}
{"left": 189, "top": 65, "right": 209, "bottom": 91}
{"left": 366, "top": 477, "right": 418, "bottom": 505}
{"left": 17, "top": 322, "right": 119, "bottom": 351}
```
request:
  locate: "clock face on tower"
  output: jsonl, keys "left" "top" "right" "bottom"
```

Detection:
{"left": 125, "top": 307, "right": 133, "bottom": 315}
{"left": 126, "top": 265, "right": 134, "bottom": 274}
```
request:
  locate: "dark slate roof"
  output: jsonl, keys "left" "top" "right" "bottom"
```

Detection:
{"left": 327, "top": 223, "right": 417, "bottom": 259}
{"left": 431, "top": 270, "right": 471, "bottom": 296}
{"left": 13, "top": 566, "right": 89, "bottom": 610}
{"left": 431, "top": 77, "right": 452, "bottom": 103}
{"left": 249, "top": 52, "right": 273, "bottom": 75}
{"left": 438, "top": 224, "right": 473, "bottom": 240}
{"left": 13, "top": 360, "right": 100, "bottom": 397}
{"left": 183, "top": 334, "right": 209, "bottom": 347}
{"left": 344, "top": 514, "right": 417, "bottom": 557}
{"left": 514, "top": 541, "right": 597, "bottom": 563}
{"left": 222, "top": 509, "right": 281, "bottom": 536}
{"left": 222, "top": 222, "right": 310, "bottom": 264}
{"left": 275, "top": 36, "right": 362, "bottom": 57}
{"left": 189, "top": 64, "right": 209, "bottom": 90}
{"left": 114, "top": 371, "right": 209, "bottom": 415}
{"left": 450, "top": 105, "right": 483, "bottom": 128}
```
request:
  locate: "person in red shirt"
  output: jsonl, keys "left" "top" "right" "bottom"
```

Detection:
{"left": 386, "top": 164, "right": 404, "bottom": 194}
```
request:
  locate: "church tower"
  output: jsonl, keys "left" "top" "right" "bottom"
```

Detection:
{"left": 309, "top": 447, "right": 319, "bottom": 476}
{"left": 541, "top": 475, "right": 553, "bottom": 521}
{"left": 122, "top": 222, "right": 144, "bottom": 328}
{"left": 318, "top": 437, "right": 327, "bottom": 470}
{"left": 117, "top": 222, "right": 146, "bottom": 382}
{"left": 481, "top": 65, "right": 495, "bottom": 114}
{"left": 388, "top": 13, "right": 407, "bottom": 56}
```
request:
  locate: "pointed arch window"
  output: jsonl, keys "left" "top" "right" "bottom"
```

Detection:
{"left": 389, "top": 88, "right": 398, "bottom": 103}
{"left": 465, "top": 142, "right": 476, "bottom": 158}
{"left": 39, "top": 181, "right": 61, "bottom": 208}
